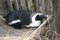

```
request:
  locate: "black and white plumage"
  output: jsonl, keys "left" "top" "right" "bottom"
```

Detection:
{"left": 4, "top": 10, "right": 49, "bottom": 29}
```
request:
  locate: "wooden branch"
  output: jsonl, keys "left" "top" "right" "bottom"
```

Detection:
{"left": 0, "top": 15, "right": 5, "bottom": 21}
{"left": 24, "top": 15, "right": 53, "bottom": 40}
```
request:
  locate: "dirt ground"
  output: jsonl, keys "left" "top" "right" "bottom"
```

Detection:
{"left": 0, "top": 16, "right": 60, "bottom": 40}
{"left": 0, "top": 27, "right": 35, "bottom": 37}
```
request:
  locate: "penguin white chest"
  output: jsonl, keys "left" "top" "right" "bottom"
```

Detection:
{"left": 26, "top": 13, "right": 41, "bottom": 27}
{"left": 26, "top": 21, "right": 41, "bottom": 27}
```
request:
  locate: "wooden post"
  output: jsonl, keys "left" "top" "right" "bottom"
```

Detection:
{"left": 26, "top": 0, "right": 34, "bottom": 11}
{"left": 20, "top": 0, "right": 27, "bottom": 10}
{"left": 7, "top": 0, "right": 13, "bottom": 11}
{"left": 41, "top": 0, "right": 46, "bottom": 14}
{"left": 14, "top": 0, "right": 19, "bottom": 10}
{"left": 53, "top": 0, "right": 60, "bottom": 33}
{"left": 35, "top": 0, "right": 41, "bottom": 12}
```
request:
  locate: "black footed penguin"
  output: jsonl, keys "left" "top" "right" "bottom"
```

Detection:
{"left": 4, "top": 10, "right": 49, "bottom": 29}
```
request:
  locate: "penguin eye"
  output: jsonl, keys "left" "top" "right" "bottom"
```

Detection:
{"left": 35, "top": 15, "right": 41, "bottom": 20}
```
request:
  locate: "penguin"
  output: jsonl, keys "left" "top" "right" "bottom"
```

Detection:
{"left": 4, "top": 10, "right": 49, "bottom": 29}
